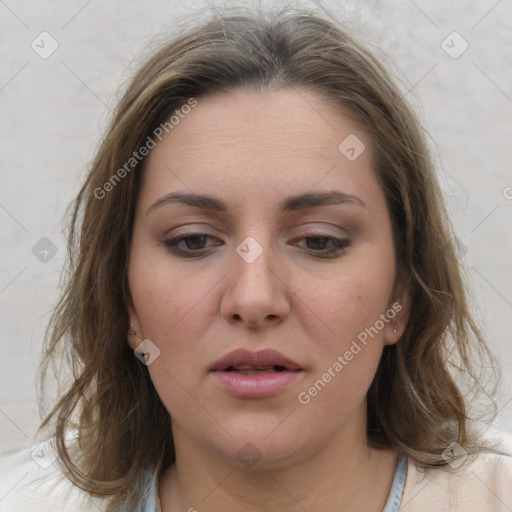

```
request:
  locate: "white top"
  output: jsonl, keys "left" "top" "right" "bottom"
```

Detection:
{"left": 1, "top": 430, "right": 511, "bottom": 511}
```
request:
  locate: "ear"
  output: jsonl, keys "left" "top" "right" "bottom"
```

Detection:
{"left": 383, "top": 273, "right": 411, "bottom": 346}
{"left": 126, "top": 299, "right": 142, "bottom": 351}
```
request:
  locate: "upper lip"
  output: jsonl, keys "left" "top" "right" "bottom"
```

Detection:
{"left": 209, "top": 348, "right": 302, "bottom": 371}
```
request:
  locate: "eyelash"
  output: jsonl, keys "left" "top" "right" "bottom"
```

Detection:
{"left": 162, "top": 230, "right": 351, "bottom": 259}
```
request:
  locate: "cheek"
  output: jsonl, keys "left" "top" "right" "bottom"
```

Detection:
{"left": 128, "top": 247, "right": 224, "bottom": 390}
{"left": 131, "top": 287, "right": 211, "bottom": 380}
{"left": 128, "top": 244, "right": 207, "bottom": 339}
{"left": 293, "top": 278, "right": 390, "bottom": 426}
{"left": 128, "top": 258, "right": 217, "bottom": 420}
{"left": 292, "top": 252, "right": 395, "bottom": 411}
{"left": 296, "top": 262, "right": 395, "bottom": 351}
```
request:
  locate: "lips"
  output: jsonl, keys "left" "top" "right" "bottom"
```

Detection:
{"left": 209, "top": 348, "right": 302, "bottom": 373}
{"left": 209, "top": 349, "right": 304, "bottom": 399}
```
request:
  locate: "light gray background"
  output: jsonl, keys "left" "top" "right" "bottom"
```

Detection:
{"left": 1, "top": 0, "right": 511, "bottom": 453}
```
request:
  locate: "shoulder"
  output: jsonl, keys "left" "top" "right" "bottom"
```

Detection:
{"left": 401, "top": 430, "right": 512, "bottom": 511}
{"left": 0, "top": 440, "right": 111, "bottom": 512}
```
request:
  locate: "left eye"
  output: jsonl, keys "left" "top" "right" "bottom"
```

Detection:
{"left": 292, "top": 235, "right": 351, "bottom": 255}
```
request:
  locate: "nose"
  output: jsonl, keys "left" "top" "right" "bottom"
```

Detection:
{"left": 220, "top": 237, "right": 291, "bottom": 329}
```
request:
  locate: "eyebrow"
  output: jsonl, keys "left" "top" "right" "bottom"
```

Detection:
{"left": 146, "top": 190, "right": 366, "bottom": 216}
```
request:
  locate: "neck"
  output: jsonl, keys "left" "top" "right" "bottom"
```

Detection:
{"left": 158, "top": 417, "right": 399, "bottom": 512}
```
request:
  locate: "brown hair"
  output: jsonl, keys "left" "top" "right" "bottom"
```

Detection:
{"left": 38, "top": 4, "right": 500, "bottom": 509}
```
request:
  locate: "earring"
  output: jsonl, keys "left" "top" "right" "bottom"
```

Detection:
{"left": 393, "top": 324, "right": 399, "bottom": 336}
{"left": 128, "top": 323, "right": 137, "bottom": 336}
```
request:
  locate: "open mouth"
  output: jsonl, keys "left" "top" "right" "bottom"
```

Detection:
{"left": 210, "top": 348, "right": 302, "bottom": 373}
{"left": 209, "top": 349, "right": 304, "bottom": 398}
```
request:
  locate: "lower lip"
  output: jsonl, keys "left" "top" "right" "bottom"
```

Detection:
{"left": 210, "top": 370, "right": 303, "bottom": 398}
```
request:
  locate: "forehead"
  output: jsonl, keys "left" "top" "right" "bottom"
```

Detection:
{"left": 139, "top": 88, "right": 379, "bottom": 211}
{"left": 152, "top": 88, "right": 366, "bottom": 158}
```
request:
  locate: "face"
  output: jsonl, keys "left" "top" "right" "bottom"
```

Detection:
{"left": 127, "top": 88, "right": 408, "bottom": 469}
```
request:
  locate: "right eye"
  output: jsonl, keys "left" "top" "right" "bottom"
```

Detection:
{"left": 162, "top": 232, "right": 222, "bottom": 257}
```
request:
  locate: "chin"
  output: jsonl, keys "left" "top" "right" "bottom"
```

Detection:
{"left": 211, "top": 419, "right": 320, "bottom": 470}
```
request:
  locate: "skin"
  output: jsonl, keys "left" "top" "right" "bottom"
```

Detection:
{"left": 127, "top": 88, "right": 410, "bottom": 512}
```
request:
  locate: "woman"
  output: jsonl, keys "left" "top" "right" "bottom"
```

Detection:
{"left": 1, "top": 5, "right": 510, "bottom": 512}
